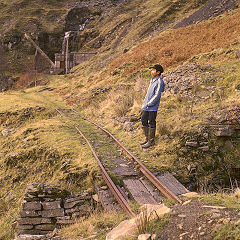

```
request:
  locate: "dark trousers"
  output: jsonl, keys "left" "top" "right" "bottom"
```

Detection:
{"left": 141, "top": 111, "right": 157, "bottom": 128}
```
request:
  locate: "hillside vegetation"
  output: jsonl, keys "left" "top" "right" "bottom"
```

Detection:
{"left": 0, "top": 0, "right": 239, "bottom": 240}
{"left": 0, "top": 0, "right": 209, "bottom": 76}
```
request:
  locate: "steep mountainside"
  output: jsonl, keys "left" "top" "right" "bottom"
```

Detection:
{"left": 0, "top": 0, "right": 213, "bottom": 77}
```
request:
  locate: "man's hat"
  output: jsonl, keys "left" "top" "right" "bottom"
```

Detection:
{"left": 150, "top": 64, "right": 164, "bottom": 73}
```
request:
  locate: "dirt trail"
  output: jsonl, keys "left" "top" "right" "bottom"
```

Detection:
{"left": 159, "top": 198, "right": 240, "bottom": 240}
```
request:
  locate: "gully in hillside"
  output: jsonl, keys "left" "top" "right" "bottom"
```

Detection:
{"left": 140, "top": 64, "right": 165, "bottom": 148}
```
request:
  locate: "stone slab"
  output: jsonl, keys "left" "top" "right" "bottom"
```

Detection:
{"left": 19, "top": 210, "right": 39, "bottom": 218}
{"left": 40, "top": 209, "right": 65, "bottom": 218}
{"left": 24, "top": 198, "right": 41, "bottom": 202}
{"left": 65, "top": 195, "right": 91, "bottom": 203}
{"left": 140, "top": 180, "right": 163, "bottom": 203}
{"left": 18, "top": 218, "right": 52, "bottom": 225}
{"left": 215, "top": 127, "right": 235, "bottom": 137}
{"left": 95, "top": 186, "right": 121, "bottom": 212}
{"left": 42, "top": 201, "right": 62, "bottom": 210}
{"left": 56, "top": 219, "right": 75, "bottom": 225}
{"left": 185, "top": 141, "right": 198, "bottom": 147}
{"left": 22, "top": 202, "right": 42, "bottom": 211}
{"left": 64, "top": 199, "right": 85, "bottom": 209}
{"left": 14, "top": 234, "right": 46, "bottom": 240}
{"left": 38, "top": 195, "right": 56, "bottom": 198}
{"left": 57, "top": 216, "right": 71, "bottom": 220}
{"left": 65, "top": 205, "right": 88, "bottom": 214}
{"left": 111, "top": 163, "right": 138, "bottom": 177}
{"left": 17, "top": 229, "right": 52, "bottom": 235}
{"left": 16, "top": 224, "right": 33, "bottom": 230}
{"left": 35, "top": 224, "right": 56, "bottom": 231}
{"left": 24, "top": 194, "right": 38, "bottom": 198}
{"left": 26, "top": 183, "right": 44, "bottom": 194}
{"left": 72, "top": 212, "right": 82, "bottom": 218}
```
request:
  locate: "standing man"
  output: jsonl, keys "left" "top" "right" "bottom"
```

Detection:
{"left": 140, "top": 64, "right": 165, "bottom": 148}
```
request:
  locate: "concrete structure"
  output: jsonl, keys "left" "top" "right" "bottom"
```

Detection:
{"left": 55, "top": 52, "right": 97, "bottom": 73}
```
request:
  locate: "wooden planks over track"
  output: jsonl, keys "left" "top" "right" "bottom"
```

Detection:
{"left": 157, "top": 172, "right": 189, "bottom": 196}
{"left": 123, "top": 179, "right": 159, "bottom": 205}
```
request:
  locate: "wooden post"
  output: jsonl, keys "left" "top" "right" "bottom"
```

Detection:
{"left": 65, "top": 36, "right": 69, "bottom": 74}
{"left": 24, "top": 33, "right": 55, "bottom": 69}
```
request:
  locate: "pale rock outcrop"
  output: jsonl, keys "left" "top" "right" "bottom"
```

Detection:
{"left": 181, "top": 192, "right": 199, "bottom": 198}
{"left": 106, "top": 204, "right": 171, "bottom": 240}
{"left": 138, "top": 234, "right": 151, "bottom": 240}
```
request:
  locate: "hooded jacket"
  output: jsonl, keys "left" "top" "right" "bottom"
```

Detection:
{"left": 141, "top": 76, "right": 165, "bottom": 111}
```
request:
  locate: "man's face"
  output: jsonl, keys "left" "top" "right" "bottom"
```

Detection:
{"left": 151, "top": 68, "right": 160, "bottom": 78}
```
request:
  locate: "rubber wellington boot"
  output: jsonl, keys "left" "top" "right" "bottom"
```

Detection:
{"left": 140, "top": 126, "right": 149, "bottom": 145}
{"left": 142, "top": 128, "right": 156, "bottom": 148}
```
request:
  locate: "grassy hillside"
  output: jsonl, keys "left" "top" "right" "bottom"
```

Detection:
{"left": 56, "top": 6, "right": 240, "bottom": 197}
{"left": 76, "top": 0, "right": 211, "bottom": 69}
{"left": 0, "top": 0, "right": 67, "bottom": 36}
{"left": 58, "top": 8, "right": 240, "bottom": 237}
{"left": 0, "top": 0, "right": 210, "bottom": 76}
{"left": 62, "top": 8, "right": 240, "bottom": 108}
{"left": 0, "top": 84, "right": 102, "bottom": 239}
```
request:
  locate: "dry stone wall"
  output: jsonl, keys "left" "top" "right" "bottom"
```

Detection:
{"left": 15, "top": 183, "right": 94, "bottom": 238}
{"left": 162, "top": 62, "right": 240, "bottom": 190}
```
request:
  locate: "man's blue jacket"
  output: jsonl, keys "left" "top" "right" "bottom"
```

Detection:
{"left": 141, "top": 76, "right": 165, "bottom": 111}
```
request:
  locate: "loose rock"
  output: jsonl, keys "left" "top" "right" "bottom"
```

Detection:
{"left": 138, "top": 234, "right": 151, "bottom": 240}
{"left": 2, "top": 129, "right": 10, "bottom": 137}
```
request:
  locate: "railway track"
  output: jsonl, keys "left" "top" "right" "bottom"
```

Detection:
{"left": 56, "top": 108, "right": 188, "bottom": 217}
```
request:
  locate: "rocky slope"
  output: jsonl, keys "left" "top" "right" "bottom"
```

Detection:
{"left": 1, "top": 0, "right": 228, "bottom": 80}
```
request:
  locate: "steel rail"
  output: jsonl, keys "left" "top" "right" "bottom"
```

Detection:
{"left": 75, "top": 126, "right": 135, "bottom": 217}
{"left": 72, "top": 109, "right": 182, "bottom": 204}
{"left": 56, "top": 109, "right": 136, "bottom": 217}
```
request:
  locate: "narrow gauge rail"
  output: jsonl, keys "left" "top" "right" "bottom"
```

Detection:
{"left": 71, "top": 109, "right": 182, "bottom": 204}
{"left": 56, "top": 109, "right": 183, "bottom": 217}
{"left": 56, "top": 109, "right": 135, "bottom": 217}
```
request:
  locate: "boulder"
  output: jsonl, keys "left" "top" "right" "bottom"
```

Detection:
{"left": 106, "top": 217, "right": 137, "bottom": 240}
{"left": 106, "top": 204, "right": 170, "bottom": 240}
